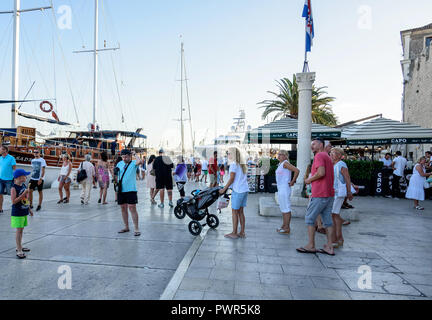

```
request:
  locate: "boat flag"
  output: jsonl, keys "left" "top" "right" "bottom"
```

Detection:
{"left": 302, "top": 0, "right": 314, "bottom": 53}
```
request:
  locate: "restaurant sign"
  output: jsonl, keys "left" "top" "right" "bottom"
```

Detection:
{"left": 347, "top": 138, "right": 432, "bottom": 145}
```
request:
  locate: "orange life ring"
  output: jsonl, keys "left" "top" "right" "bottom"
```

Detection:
{"left": 40, "top": 101, "right": 53, "bottom": 113}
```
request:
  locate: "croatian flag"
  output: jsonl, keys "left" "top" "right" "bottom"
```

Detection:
{"left": 302, "top": 0, "right": 314, "bottom": 53}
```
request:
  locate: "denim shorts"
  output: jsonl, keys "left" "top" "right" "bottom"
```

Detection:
{"left": 305, "top": 197, "right": 334, "bottom": 228}
{"left": 231, "top": 191, "right": 248, "bottom": 210}
{"left": 0, "top": 179, "right": 12, "bottom": 195}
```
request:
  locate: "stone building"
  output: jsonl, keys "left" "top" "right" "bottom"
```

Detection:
{"left": 400, "top": 23, "right": 432, "bottom": 158}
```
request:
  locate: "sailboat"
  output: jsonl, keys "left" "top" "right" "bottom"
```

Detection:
{"left": 0, "top": 0, "right": 147, "bottom": 188}
{"left": 173, "top": 41, "right": 194, "bottom": 159}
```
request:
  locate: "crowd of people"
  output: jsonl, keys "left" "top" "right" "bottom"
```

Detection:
{"left": 0, "top": 141, "right": 431, "bottom": 259}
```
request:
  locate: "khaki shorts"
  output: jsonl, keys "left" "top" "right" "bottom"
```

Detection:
{"left": 209, "top": 174, "right": 217, "bottom": 184}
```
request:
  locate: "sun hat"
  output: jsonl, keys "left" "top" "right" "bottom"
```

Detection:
{"left": 13, "top": 169, "right": 31, "bottom": 179}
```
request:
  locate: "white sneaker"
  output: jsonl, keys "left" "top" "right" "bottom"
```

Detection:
{"left": 169, "top": 201, "right": 174, "bottom": 208}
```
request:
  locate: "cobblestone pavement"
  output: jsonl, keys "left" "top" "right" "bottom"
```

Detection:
{"left": 174, "top": 194, "right": 432, "bottom": 300}
{"left": 0, "top": 181, "right": 202, "bottom": 299}
{"left": 1, "top": 181, "right": 431, "bottom": 300}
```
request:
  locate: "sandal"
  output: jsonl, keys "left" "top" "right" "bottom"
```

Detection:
{"left": 16, "top": 253, "right": 26, "bottom": 259}
{"left": 57, "top": 200, "right": 63, "bottom": 204}
{"left": 342, "top": 221, "right": 351, "bottom": 226}
{"left": 118, "top": 229, "right": 130, "bottom": 233}
{"left": 276, "top": 228, "right": 290, "bottom": 234}
{"left": 237, "top": 233, "right": 246, "bottom": 238}
{"left": 16, "top": 248, "right": 30, "bottom": 252}
{"left": 318, "top": 248, "right": 335, "bottom": 256}
{"left": 296, "top": 247, "right": 317, "bottom": 254}
{"left": 63, "top": 199, "right": 69, "bottom": 204}
{"left": 224, "top": 233, "right": 239, "bottom": 239}
{"left": 316, "top": 227, "right": 326, "bottom": 234}
{"left": 415, "top": 206, "right": 424, "bottom": 210}
{"left": 134, "top": 231, "right": 141, "bottom": 237}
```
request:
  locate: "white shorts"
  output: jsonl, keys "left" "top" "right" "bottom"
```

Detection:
{"left": 278, "top": 188, "right": 291, "bottom": 213}
{"left": 332, "top": 196, "right": 345, "bottom": 214}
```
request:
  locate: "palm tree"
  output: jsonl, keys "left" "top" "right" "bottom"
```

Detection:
{"left": 259, "top": 75, "right": 337, "bottom": 126}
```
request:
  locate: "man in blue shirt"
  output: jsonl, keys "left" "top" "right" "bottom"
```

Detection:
{"left": 116, "top": 149, "right": 143, "bottom": 236}
{"left": 0, "top": 145, "right": 17, "bottom": 213}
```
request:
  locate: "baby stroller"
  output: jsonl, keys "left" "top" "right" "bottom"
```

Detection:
{"left": 174, "top": 186, "right": 229, "bottom": 236}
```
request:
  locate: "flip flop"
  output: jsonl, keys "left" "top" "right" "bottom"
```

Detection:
{"left": 16, "top": 248, "right": 30, "bottom": 252}
{"left": 342, "top": 221, "right": 351, "bottom": 226}
{"left": 318, "top": 248, "right": 335, "bottom": 256}
{"left": 277, "top": 228, "right": 290, "bottom": 234}
{"left": 296, "top": 247, "right": 317, "bottom": 254}
{"left": 316, "top": 227, "right": 326, "bottom": 234}
{"left": 224, "top": 234, "right": 239, "bottom": 239}
{"left": 118, "top": 229, "right": 130, "bottom": 233}
{"left": 134, "top": 231, "right": 141, "bottom": 237}
{"left": 16, "top": 253, "right": 26, "bottom": 259}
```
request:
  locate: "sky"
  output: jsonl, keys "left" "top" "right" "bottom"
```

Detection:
{"left": 0, "top": 0, "right": 431, "bottom": 149}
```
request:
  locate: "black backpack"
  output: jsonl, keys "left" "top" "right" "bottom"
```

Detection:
{"left": 77, "top": 162, "right": 88, "bottom": 183}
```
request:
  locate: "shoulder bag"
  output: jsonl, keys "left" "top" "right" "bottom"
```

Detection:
{"left": 118, "top": 161, "right": 132, "bottom": 194}
{"left": 76, "top": 162, "right": 88, "bottom": 183}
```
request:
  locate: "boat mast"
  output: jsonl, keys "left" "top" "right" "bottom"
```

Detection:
{"left": 180, "top": 42, "right": 185, "bottom": 157}
{"left": 92, "top": 0, "right": 98, "bottom": 127}
{"left": 11, "top": 0, "right": 20, "bottom": 128}
{"left": 73, "top": 0, "right": 119, "bottom": 131}
{"left": 0, "top": 0, "right": 51, "bottom": 127}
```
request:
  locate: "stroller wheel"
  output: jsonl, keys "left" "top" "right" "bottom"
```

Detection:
{"left": 206, "top": 214, "right": 219, "bottom": 229}
{"left": 174, "top": 206, "right": 186, "bottom": 219}
{"left": 188, "top": 221, "right": 202, "bottom": 236}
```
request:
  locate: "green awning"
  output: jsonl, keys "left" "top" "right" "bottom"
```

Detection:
{"left": 245, "top": 117, "right": 341, "bottom": 144}
{"left": 342, "top": 118, "right": 432, "bottom": 145}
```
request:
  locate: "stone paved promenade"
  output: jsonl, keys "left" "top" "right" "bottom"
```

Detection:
{"left": 0, "top": 181, "right": 198, "bottom": 299}
{"left": 1, "top": 180, "right": 431, "bottom": 300}
{"left": 174, "top": 194, "right": 432, "bottom": 300}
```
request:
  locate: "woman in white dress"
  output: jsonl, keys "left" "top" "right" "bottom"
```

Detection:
{"left": 275, "top": 150, "right": 299, "bottom": 234}
{"left": 146, "top": 155, "right": 157, "bottom": 204}
{"left": 406, "top": 156, "right": 431, "bottom": 210}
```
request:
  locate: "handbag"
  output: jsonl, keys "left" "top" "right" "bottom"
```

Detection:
{"left": 76, "top": 162, "right": 87, "bottom": 183}
{"left": 117, "top": 161, "right": 132, "bottom": 194}
{"left": 424, "top": 180, "right": 431, "bottom": 189}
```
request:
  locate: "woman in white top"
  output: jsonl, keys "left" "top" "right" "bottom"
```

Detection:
{"left": 275, "top": 150, "right": 299, "bottom": 234}
{"left": 406, "top": 156, "right": 431, "bottom": 210}
{"left": 58, "top": 154, "right": 72, "bottom": 204}
{"left": 330, "top": 148, "right": 353, "bottom": 248}
{"left": 220, "top": 147, "right": 249, "bottom": 239}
